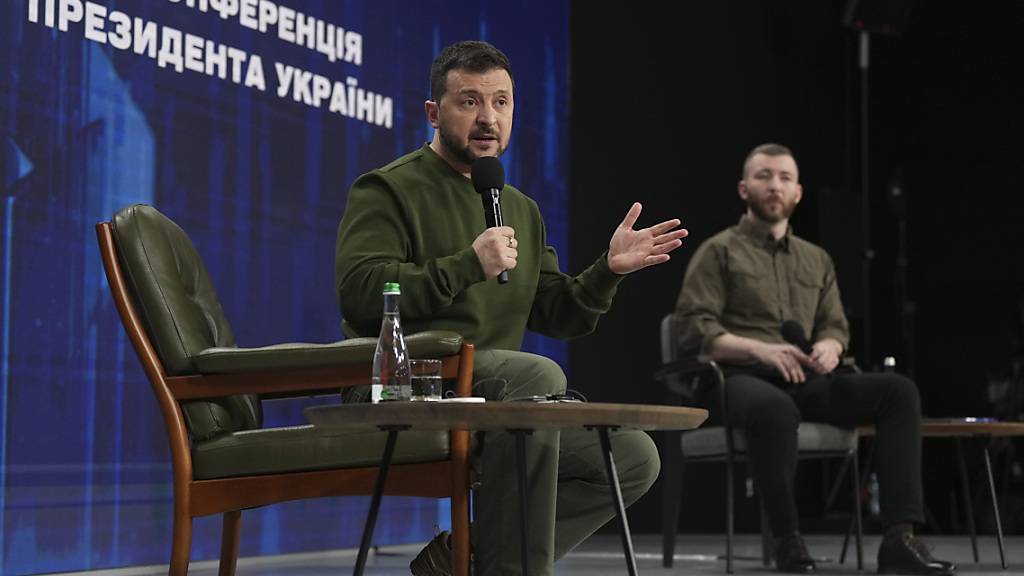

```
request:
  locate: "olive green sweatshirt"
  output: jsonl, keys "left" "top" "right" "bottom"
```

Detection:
{"left": 335, "top": 144, "right": 623, "bottom": 350}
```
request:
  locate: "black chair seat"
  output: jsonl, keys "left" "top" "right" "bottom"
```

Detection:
{"left": 682, "top": 422, "right": 857, "bottom": 459}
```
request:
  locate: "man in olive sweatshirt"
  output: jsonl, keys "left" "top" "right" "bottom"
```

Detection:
{"left": 335, "top": 41, "right": 688, "bottom": 576}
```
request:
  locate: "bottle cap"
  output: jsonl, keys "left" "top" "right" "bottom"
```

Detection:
{"left": 383, "top": 282, "right": 401, "bottom": 294}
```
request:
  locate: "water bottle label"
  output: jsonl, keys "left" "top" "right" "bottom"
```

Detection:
{"left": 381, "top": 384, "right": 400, "bottom": 402}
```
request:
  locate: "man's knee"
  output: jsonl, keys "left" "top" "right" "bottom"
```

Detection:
{"left": 529, "top": 355, "right": 568, "bottom": 395}
{"left": 743, "top": 393, "right": 800, "bottom": 433}
{"left": 504, "top": 353, "right": 567, "bottom": 398}
{"left": 884, "top": 373, "right": 921, "bottom": 415}
{"left": 473, "top": 350, "right": 567, "bottom": 399}
{"left": 724, "top": 375, "right": 801, "bottom": 433}
{"left": 615, "top": 431, "right": 661, "bottom": 502}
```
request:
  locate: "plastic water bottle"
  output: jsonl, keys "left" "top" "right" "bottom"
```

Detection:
{"left": 883, "top": 356, "right": 896, "bottom": 373}
{"left": 867, "top": 472, "right": 881, "bottom": 517}
{"left": 371, "top": 282, "right": 411, "bottom": 403}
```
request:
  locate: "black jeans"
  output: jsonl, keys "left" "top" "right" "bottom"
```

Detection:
{"left": 703, "top": 369, "right": 924, "bottom": 536}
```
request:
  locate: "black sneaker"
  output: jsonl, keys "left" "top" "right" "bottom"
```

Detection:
{"left": 410, "top": 530, "right": 452, "bottom": 576}
{"left": 774, "top": 532, "right": 816, "bottom": 574}
{"left": 877, "top": 532, "right": 956, "bottom": 575}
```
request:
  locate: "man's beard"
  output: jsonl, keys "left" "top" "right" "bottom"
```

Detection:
{"left": 438, "top": 122, "right": 505, "bottom": 167}
{"left": 747, "top": 195, "right": 796, "bottom": 223}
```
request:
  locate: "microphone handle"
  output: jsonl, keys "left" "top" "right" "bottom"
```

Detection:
{"left": 487, "top": 188, "right": 510, "bottom": 284}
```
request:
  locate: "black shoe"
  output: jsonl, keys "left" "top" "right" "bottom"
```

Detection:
{"left": 410, "top": 530, "right": 452, "bottom": 576}
{"left": 877, "top": 532, "right": 957, "bottom": 575}
{"left": 774, "top": 532, "right": 816, "bottom": 574}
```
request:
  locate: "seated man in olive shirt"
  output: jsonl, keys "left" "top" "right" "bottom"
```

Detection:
{"left": 674, "top": 143, "right": 955, "bottom": 575}
{"left": 336, "top": 41, "right": 688, "bottom": 576}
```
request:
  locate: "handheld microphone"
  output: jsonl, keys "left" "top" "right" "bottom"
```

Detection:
{"left": 471, "top": 157, "right": 509, "bottom": 284}
{"left": 781, "top": 320, "right": 813, "bottom": 355}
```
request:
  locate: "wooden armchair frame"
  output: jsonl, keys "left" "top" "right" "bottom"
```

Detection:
{"left": 97, "top": 221, "right": 473, "bottom": 576}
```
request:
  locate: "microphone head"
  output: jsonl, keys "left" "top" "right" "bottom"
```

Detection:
{"left": 781, "top": 320, "right": 812, "bottom": 353}
{"left": 471, "top": 156, "right": 505, "bottom": 194}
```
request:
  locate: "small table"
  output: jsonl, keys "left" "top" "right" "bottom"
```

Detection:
{"left": 849, "top": 419, "right": 1024, "bottom": 569}
{"left": 306, "top": 401, "right": 708, "bottom": 576}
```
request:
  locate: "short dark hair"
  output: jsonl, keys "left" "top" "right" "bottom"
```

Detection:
{"left": 430, "top": 41, "right": 514, "bottom": 102}
{"left": 742, "top": 143, "right": 795, "bottom": 177}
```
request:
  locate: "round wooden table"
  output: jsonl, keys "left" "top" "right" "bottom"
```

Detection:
{"left": 306, "top": 401, "right": 708, "bottom": 576}
{"left": 306, "top": 400, "right": 708, "bottom": 432}
{"left": 856, "top": 418, "right": 1024, "bottom": 438}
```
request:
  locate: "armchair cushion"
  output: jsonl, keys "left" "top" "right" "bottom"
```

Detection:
{"left": 192, "top": 425, "right": 450, "bottom": 480}
{"left": 112, "top": 205, "right": 263, "bottom": 441}
{"left": 112, "top": 204, "right": 236, "bottom": 375}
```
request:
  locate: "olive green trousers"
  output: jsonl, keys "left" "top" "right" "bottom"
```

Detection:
{"left": 470, "top": 350, "right": 660, "bottom": 576}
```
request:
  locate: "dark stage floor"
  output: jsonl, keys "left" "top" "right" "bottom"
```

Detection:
{"left": 49, "top": 533, "right": 1021, "bottom": 575}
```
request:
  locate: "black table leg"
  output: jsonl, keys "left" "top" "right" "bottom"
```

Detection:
{"left": 594, "top": 426, "right": 638, "bottom": 576}
{"left": 510, "top": 428, "right": 532, "bottom": 576}
{"left": 983, "top": 447, "right": 1007, "bottom": 569}
{"left": 954, "top": 437, "right": 979, "bottom": 563}
{"left": 354, "top": 425, "right": 408, "bottom": 576}
{"left": 841, "top": 439, "right": 874, "bottom": 565}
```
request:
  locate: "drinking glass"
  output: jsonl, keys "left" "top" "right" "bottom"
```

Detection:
{"left": 410, "top": 358, "right": 442, "bottom": 401}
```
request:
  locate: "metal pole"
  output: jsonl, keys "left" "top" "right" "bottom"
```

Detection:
{"left": 983, "top": 447, "right": 1006, "bottom": 569}
{"left": 859, "top": 30, "right": 874, "bottom": 368}
{"left": 596, "top": 427, "right": 638, "bottom": 576}
{"left": 353, "top": 426, "right": 407, "bottom": 576}
{"left": 954, "top": 438, "right": 979, "bottom": 563}
{"left": 511, "top": 429, "right": 532, "bottom": 575}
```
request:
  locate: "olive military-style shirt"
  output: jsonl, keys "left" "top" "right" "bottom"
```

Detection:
{"left": 674, "top": 215, "right": 850, "bottom": 357}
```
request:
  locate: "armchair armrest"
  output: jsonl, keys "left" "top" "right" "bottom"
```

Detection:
{"left": 655, "top": 355, "right": 717, "bottom": 381}
{"left": 195, "top": 331, "right": 464, "bottom": 374}
{"left": 839, "top": 356, "right": 860, "bottom": 373}
{"left": 655, "top": 355, "right": 724, "bottom": 399}
{"left": 166, "top": 331, "right": 466, "bottom": 401}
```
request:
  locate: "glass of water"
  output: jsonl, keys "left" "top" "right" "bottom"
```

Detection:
{"left": 409, "top": 358, "right": 442, "bottom": 401}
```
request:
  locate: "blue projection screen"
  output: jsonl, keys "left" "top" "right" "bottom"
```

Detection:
{"left": 0, "top": 1, "right": 568, "bottom": 572}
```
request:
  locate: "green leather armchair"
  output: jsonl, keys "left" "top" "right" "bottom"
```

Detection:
{"left": 97, "top": 204, "right": 473, "bottom": 576}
